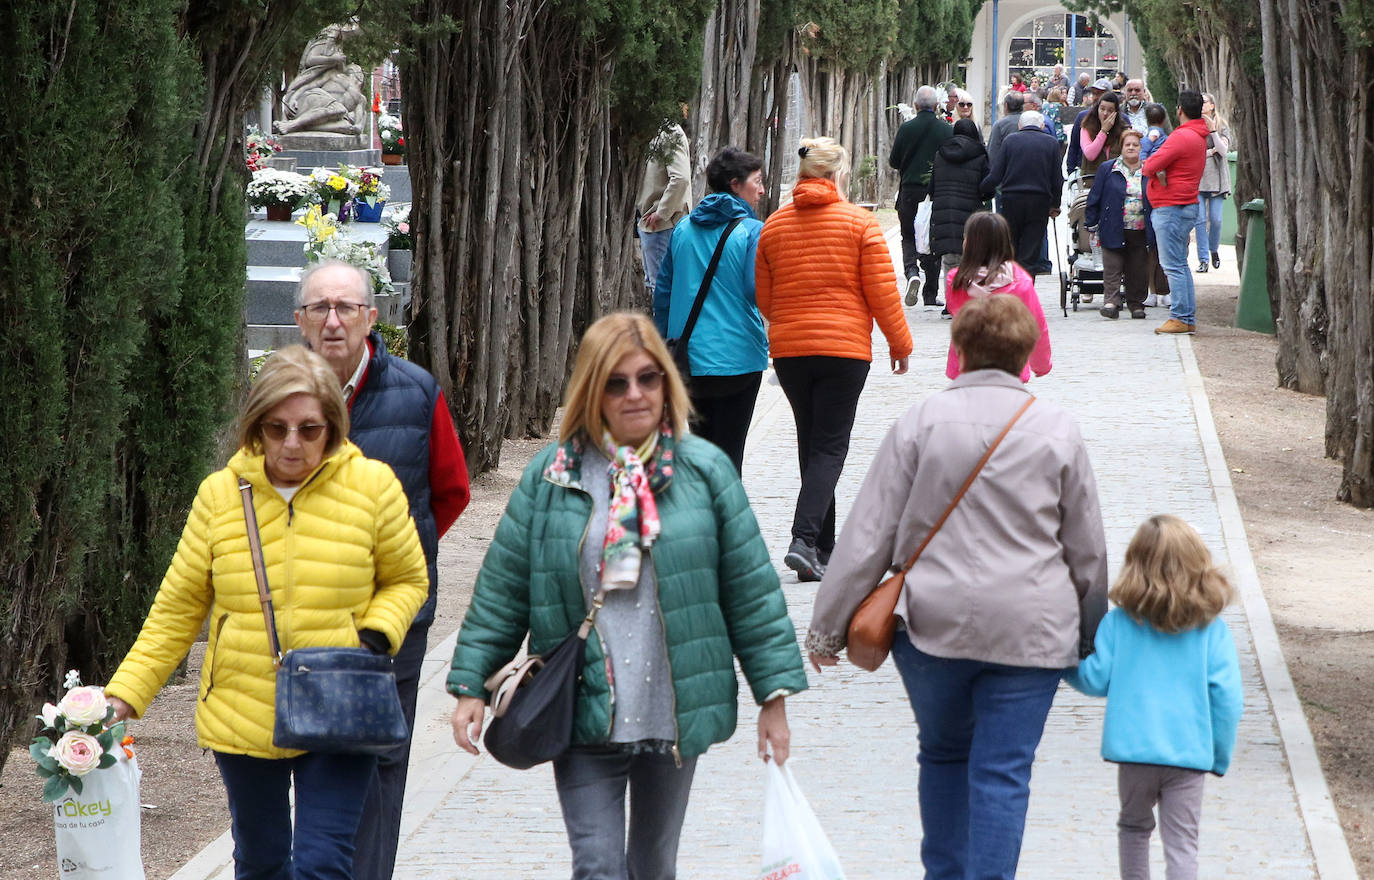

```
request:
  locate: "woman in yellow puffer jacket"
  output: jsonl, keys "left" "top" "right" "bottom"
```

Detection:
{"left": 105, "top": 345, "right": 428, "bottom": 880}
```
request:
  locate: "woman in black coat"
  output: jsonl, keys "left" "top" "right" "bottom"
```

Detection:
{"left": 929, "top": 119, "right": 990, "bottom": 307}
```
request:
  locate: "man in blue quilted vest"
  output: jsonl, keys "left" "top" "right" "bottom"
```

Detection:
{"left": 295, "top": 260, "right": 470, "bottom": 880}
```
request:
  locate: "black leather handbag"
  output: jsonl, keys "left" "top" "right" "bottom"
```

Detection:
{"left": 239, "top": 479, "right": 409, "bottom": 756}
{"left": 665, "top": 217, "right": 742, "bottom": 383}
{"left": 481, "top": 589, "right": 606, "bottom": 769}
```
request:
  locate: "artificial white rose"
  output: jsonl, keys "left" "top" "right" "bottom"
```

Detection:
{"left": 58, "top": 686, "right": 109, "bottom": 727}
{"left": 52, "top": 731, "right": 103, "bottom": 776}
{"left": 37, "top": 702, "right": 60, "bottom": 728}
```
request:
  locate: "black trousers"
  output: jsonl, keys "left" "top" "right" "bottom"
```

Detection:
{"left": 999, "top": 194, "right": 1053, "bottom": 275}
{"left": 689, "top": 372, "right": 763, "bottom": 475}
{"left": 896, "top": 184, "right": 930, "bottom": 281}
{"left": 773, "top": 356, "right": 870, "bottom": 553}
{"left": 352, "top": 621, "right": 428, "bottom": 880}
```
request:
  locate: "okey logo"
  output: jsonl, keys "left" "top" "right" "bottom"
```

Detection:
{"left": 53, "top": 797, "right": 113, "bottom": 818}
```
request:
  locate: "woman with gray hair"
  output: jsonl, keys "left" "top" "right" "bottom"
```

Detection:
{"left": 806, "top": 294, "right": 1107, "bottom": 880}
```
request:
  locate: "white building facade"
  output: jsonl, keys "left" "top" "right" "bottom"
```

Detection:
{"left": 962, "top": 4, "right": 1144, "bottom": 128}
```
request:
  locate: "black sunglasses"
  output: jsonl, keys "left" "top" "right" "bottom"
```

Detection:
{"left": 605, "top": 369, "right": 665, "bottom": 397}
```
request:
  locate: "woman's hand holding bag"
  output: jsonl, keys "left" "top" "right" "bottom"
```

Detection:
{"left": 451, "top": 696, "right": 487, "bottom": 755}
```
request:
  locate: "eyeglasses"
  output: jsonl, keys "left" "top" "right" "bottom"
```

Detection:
{"left": 262, "top": 422, "right": 328, "bottom": 442}
{"left": 298, "top": 301, "right": 369, "bottom": 323}
{"left": 958, "top": 102, "right": 973, "bottom": 107}
{"left": 604, "top": 369, "right": 664, "bottom": 397}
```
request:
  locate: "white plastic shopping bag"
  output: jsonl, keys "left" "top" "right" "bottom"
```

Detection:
{"left": 758, "top": 760, "right": 846, "bottom": 880}
{"left": 53, "top": 749, "right": 144, "bottom": 879}
{"left": 914, "top": 198, "right": 933, "bottom": 255}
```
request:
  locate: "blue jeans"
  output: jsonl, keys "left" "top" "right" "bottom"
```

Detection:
{"left": 215, "top": 750, "right": 377, "bottom": 880}
{"left": 638, "top": 227, "right": 673, "bottom": 296}
{"left": 1151, "top": 203, "right": 1199, "bottom": 324}
{"left": 1195, "top": 192, "right": 1225, "bottom": 261}
{"left": 891, "top": 634, "right": 1064, "bottom": 880}
{"left": 553, "top": 746, "right": 699, "bottom": 880}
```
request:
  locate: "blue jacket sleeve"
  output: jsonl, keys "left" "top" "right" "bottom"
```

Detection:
{"left": 1084, "top": 166, "right": 1108, "bottom": 229}
{"left": 653, "top": 232, "right": 676, "bottom": 338}
{"left": 743, "top": 224, "right": 761, "bottom": 304}
{"left": 1208, "top": 620, "right": 1244, "bottom": 775}
{"left": 1064, "top": 610, "right": 1115, "bottom": 696}
{"left": 1066, "top": 111, "right": 1085, "bottom": 172}
{"left": 981, "top": 149, "right": 1005, "bottom": 200}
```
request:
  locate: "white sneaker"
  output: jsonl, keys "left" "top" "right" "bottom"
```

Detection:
{"left": 1161, "top": 294, "right": 1172, "bottom": 308}
{"left": 904, "top": 275, "right": 922, "bottom": 307}
{"left": 1143, "top": 293, "right": 1158, "bottom": 308}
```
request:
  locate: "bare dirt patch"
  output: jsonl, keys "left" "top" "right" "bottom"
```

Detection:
{"left": 0, "top": 435, "right": 544, "bottom": 880}
{"left": 1192, "top": 280, "right": 1374, "bottom": 875}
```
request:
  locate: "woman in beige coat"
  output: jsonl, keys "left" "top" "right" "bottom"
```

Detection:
{"left": 805, "top": 294, "right": 1108, "bottom": 880}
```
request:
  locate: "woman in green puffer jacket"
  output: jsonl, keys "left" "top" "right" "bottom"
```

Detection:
{"left": 448, "top": 311, "right": 808, "bottom": 878}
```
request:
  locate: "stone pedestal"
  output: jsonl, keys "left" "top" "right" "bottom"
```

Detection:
{"left": 278, "top": 132, "right": 379, "bottom": 170}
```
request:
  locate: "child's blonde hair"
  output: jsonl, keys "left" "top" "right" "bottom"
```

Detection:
{"left": 1109, "top": 515, "right": 1235, "bottom": 633}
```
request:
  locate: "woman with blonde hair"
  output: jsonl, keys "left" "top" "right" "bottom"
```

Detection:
{"left": 755, "top": 135, "right": 913, "bottom": 582}
{"left": 1067, "top": 514, "right": 1243, "bottom": 880}
{"left": 1194, "top": 92, "right": 1232, "bottom": 272}
{"left": 448, "top": 312, "right": 807, "bottom": 878}
{"left": 105, "top": 345, "right": 429, "bottom": 879}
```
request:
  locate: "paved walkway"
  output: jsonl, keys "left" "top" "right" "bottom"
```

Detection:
{"left": 174, "top": 227, "right": 1356, "bottom": 879}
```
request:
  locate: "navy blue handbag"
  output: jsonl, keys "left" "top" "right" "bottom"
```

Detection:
{"left": 239, "top": 480, "right": 409, "bottom": 755}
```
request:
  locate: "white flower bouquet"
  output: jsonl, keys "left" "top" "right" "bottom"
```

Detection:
{"left": 297, "top": 206, "right": 394, "bottom": 295}
{"left": 29, "top": 671, "right": 130, "bottom": 802}
{"left": 246, "top": 168, "right": 313, "bottom": 210}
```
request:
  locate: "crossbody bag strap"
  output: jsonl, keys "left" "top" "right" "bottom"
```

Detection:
{"left": 897, "top": 395, "right": 1035, "bottom": 575}
{"left": 238, "top": 479, "right": 284, "bottom": 666}
{"left": 576, "top": 588, "right": 609, "bottom": 640}
{"left": 677, "top": 216, "right": 744, "bottom": 352}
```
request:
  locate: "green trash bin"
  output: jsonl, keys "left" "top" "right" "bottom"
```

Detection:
{"left": 1221, "top": 151, "right": 1238, "bottom": 245}
{"left": 1236, "top": 198, "right": 1274, "bottom": 334}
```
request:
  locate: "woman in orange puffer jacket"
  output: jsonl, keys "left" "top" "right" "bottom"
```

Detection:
{"left": 756, "top": 136, "right": 914, "bottom": 583}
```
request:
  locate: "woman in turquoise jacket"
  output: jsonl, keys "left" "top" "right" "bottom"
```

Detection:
{"left": 652, "top": 146, "right": 768, "bottom": 474}
{"left": 449, "top": 312, "right": 807, "bottom": 879}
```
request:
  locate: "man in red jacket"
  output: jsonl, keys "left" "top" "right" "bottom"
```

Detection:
{"left": 1142, "top": 90, "right": 1209, "bottom": 334}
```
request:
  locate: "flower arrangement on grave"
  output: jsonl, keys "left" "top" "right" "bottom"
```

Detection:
{"left": 29, "top": 671, "right": 132, "bottom": 802}
{"left": 383, "top": 205, "right": 412, "bottom": 250}
{"left": 377, "top": 114, "right": 405, "bottom": 157}
{"left": 245, "top": 125, "right": 284, "bottom": 172}
{"left": 297, "top": 205, "right": 394, "bottom": 296}
{"left": 309, "top": 166, "right": 361, "bottom": 219}
{"left": 354, "top": 168, "right": 392, "bottom": 209}
{"left": 246, "top": 169, "right": 313, "bottom": 217}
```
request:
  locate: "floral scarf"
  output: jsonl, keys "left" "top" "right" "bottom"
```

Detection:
{"left": 598, "top": 427, "right": 675, "bottom": 590}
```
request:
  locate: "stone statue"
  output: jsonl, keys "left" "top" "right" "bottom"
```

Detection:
{"left": 274, "top": 25, "right": 366, "bottom": 137}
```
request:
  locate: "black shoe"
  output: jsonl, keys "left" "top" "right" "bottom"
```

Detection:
{"left": 1130, "top": 307, "right": 1146, "bottom": 319}
{"left": 1196, "top": 260, "right": 1209, "bottom": 273}
{"left": 1100, "top": 304, "right": 1120, "bottom": 319}
{"left": 1212, "top": 252, "right": 1221, "bottom": 269}
{"left": 941, "top": 307, "right": 952, "bottom": 320}
{"left": 784, "top": 540, "right": 825, "bottom": 583}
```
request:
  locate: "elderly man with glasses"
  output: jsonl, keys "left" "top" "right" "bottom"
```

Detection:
{"left": 294, "top": 259, "right": 471, "bottom": 880}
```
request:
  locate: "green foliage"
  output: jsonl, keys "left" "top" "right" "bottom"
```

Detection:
{"left": 376, "top": 322, "right": 409, "bottom": 359}
{"left": 893, "top": 0, "right": 981, "bottom": 70}
{"left": 569, "top": 0, "right": 719, "bottom": 139}
{"left": 797, "top": 0, "right": 900, "bottom": 73}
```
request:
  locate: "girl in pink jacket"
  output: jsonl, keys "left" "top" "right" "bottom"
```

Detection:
{"left": 944, "top": 212, "right": 1052, "bottom": 382}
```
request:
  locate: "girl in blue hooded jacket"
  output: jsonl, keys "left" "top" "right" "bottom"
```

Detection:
{"left": 1067, "top": 514, "right": 1243, "bottom": 880}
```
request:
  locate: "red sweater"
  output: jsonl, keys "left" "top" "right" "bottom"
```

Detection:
{"left": 1142, "top": 118, "right": 1209, "bottom": 207}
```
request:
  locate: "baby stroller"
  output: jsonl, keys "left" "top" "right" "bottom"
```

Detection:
{"left": 1060, "top": 170, "right": 1104, "bottom": 315}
